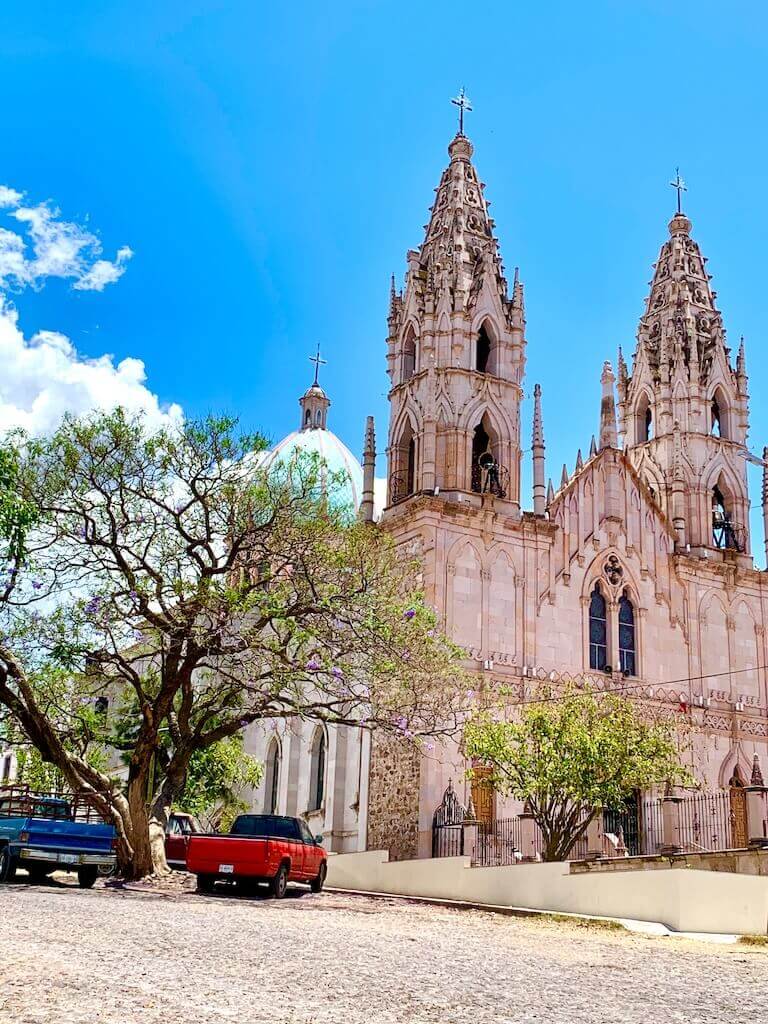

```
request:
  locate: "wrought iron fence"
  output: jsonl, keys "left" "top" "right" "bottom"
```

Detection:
{"left": 678, "top": 790, "right": 734, "bottom": 852}
{"left": 431, "top": 781, "right": 467, "bottom": 859}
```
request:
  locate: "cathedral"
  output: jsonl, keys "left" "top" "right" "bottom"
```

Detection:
{"left": 245, "top": 121, "right": 768, "bottom": 862}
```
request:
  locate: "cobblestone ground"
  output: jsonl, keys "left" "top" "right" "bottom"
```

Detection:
{"left": 1, "top": 878, "right": 767, "bottom": 1024}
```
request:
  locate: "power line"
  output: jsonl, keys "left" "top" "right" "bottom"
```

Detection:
{"left": 494, "top": 663, "right": 767, "bottom": 708}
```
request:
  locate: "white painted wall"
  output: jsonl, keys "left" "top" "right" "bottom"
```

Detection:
{"left": 326, "top": 850, "right": 768, "bottom": 936}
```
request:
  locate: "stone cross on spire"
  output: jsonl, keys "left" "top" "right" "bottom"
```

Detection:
{"left": 669, "top": 167, "right": 687, "bottom": 214}
{"left": 309, "top": 344, "right": 327, "bottom": 386}
{"left": 451, "top": 87, "right": 472, "bottom": 136}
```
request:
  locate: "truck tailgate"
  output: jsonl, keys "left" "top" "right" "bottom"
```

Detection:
{"left": 187, "top": 835, "right": 273, "bottom": 877}
{"left": 22, "top": 817, "right": 115, "bottom": 855}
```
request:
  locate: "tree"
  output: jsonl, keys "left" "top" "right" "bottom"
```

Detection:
{"left": 464, "top": 686, "right": 692, "bottom": 861}
{"left": 0, "top": 410, "right": 468, "bottom": 877}
{"left": 177, "top": 735, "right": 263, "bottom": 831}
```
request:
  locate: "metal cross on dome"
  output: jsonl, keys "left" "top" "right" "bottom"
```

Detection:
{"left": 451, "top": 87, "right": 473, "bottom": 136}
{"left": 309, "top": 344, "right": 327, "bottom": 386}
{"left": 670, "top": 167, "right": 687, "bottom": 214}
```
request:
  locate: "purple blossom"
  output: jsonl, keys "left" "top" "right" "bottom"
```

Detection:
{"left": 175, "top": 502, "right": 185, "bottom": 514}
{"left": 466, "top": 690, "right": 475, "bottom": 700}
{"left": 78, "top": 526, "right": 87, "bottom": 539}
{"left": 331, "top": 666, "right": 344, "bottom": 680}
{"left": 403, "top": 609, "right": 416, "bottom": 620}
{"left": 32, "top": 581, "right": 43, "bottom": 591}
{"left": 426, "top": 629, "right": 435, "bottom": 638}
{"left": 306, "top": 658, "right": 321, "bottom": 672}
{"left": 425, "top": 742, "right": 435, "bottom": 752}
{"left": 84, "top": 596, "right": 102, "bottom": 616}
{"left": 129, "top": 590, "right": 138, "bottom": 601}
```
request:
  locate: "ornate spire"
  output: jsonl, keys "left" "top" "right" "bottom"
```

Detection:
{"left": 599, "top": 361, "right": 618, "bottom": 449}
{"left": 532, "top": 383, "right": 546, "bottom": 516}
{"left": 416, "top": 131, "right": 511, "bottom": 323}
{"left": 560, "top": 463, "right": 569, "bottom": 489}
{"left": 546, "top": 478, "right": 554, "bottom": 507}
{"left": 589, "top": 435, "right": 597, "bottom": 458}
{"left": 575, "top": 449, "right": 583, "bottom": 472}
{"left": 630, "top": 206, "right": 726, "bottom": 389}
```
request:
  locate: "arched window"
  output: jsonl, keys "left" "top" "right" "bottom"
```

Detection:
{"left": 402, "top": 328, "right": 416, "bottom": 382}
{"left": 618, "top": 592, "right": 636, "bottom": 676}
{"left": 710, "top": 388, "right": 729, "bottom": 439}
{"left": 264, "top": 739, "right": 281, "bottom": 814}
{"left": 305, "top": 409, "right": 312, "bottom": 427}
{"left": 309, "top": 728, "right": 326, "bottom": 812}
{"left": 471, "top": 420, "right": 491, "bottom": 494}
{"left": 476, "top": 323, "right": 492, "bottom": 374}
{"left": 636, "top": 394, "right": 653, "bottom": 443}
{"left": 712, "top": 482, "right": 741, "bottom": 551}
{"left": 589, "top": 584, "right": 608, "bottom": 671}
{"left": 391, "top": 422, "right": 415, "bottom": 503}
{"left": 315, "top": 409, "right": 322, "bottom": 426}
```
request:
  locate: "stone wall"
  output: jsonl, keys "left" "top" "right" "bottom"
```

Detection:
{"left": 366, "top": 732, "right": 421, "bottom": 861}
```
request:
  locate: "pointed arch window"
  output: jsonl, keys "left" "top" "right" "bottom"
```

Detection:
{"left": 391, "top": 422, "right": 416, "bottom": 503}
{"left": 712, "top": 483, "right": 742, "bottom": 551}
{"left": 402, "top": 327, "right": 416, "bottom": 382}
{"left": 710, "top": 388, "right": 729, "bottom": 440}
{"left": 264, "top": 739, "right": 281, "bottom": 814}
{"left": 636, "top": 394, "right": 653, "bottom": 443}
{"left": 476, "top": 323, "right": 492, "bottom": 374}
{"left": 589, "top": 584, "right": 608, "bottom": 671}
{"left": 309, "top": 727, "right": 326, "bottom": 812}
{"left": 618, "top": 592, "right": 636, "bottom": 676}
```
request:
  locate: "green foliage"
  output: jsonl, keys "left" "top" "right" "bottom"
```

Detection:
{"left": 465, "top": 686, "right": 693, "bottom": 861}
{"left": 0, "top": 441, "right": 37, "bottom": 561}
{"left": 175, "top": 735, "right": 263, "bottom": 829}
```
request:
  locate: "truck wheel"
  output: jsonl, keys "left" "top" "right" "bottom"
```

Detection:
{"left": 196, "top": 874, "right": 215, "bottom": 894}
{"left": 310, "top": 862, "right": 327, "bottom": 894}
{"left": 0, "top": 846, "right": 16, "bottom": 884}
{"left": 268, "top": 863, "right": 289, "bottom": 899}
{"left": 77, "top": 866, "right": 99, "bottom": 889}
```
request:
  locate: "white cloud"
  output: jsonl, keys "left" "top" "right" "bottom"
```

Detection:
{"left": 0, "top": 188, "right": 133, "bottom": 292}
{"left": 0, "top": 185, "right": 181, "bottom": 437}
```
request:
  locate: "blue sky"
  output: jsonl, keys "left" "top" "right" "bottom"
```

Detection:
{"left": 1, "top": 1, "right": 767, "bottom": 550}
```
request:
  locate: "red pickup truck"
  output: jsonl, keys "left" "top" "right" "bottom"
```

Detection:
{"left": 186, "top": 814, "right": 327, "bottom": 898}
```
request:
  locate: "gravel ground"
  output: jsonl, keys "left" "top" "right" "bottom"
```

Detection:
{"left": 1, "top": 876, "right": 767, "bottom": 1024}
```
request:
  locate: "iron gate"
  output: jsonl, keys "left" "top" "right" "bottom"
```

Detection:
{"left": 431, "top": 781, "right": 466, "bottom": 858}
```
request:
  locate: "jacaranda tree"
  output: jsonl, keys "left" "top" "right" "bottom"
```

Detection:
{"left": 0, "top": 410, "right": 468, "bottom": 877}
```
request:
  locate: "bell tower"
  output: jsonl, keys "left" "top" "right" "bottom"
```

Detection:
{"left": 386, "top": 119, "right": 526, "bottom": 512}
{"left": 618, "top": 184, "right": 751, "bottom": 559}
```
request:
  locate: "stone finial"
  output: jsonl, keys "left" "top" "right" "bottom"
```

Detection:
{"left": 359, "top": 416, "right": 376, "bottom": 524}
{"left": 751, "top": 752, "right": 765, "bottom": 787}
{"left": 575, "top": 449, "right": 583, "bottom": 472}
{"left": 589, "top": 435, "right": 597, "bottom": 458}
{"left": 532, "top": 384, "right": 546, "bottom": 516}
{"left": 599, "top": 361, "right": 618, "bottom": 449}
{"left": 546, "top": 479, "right": 554, "bottom": 507}
{"left": 560, "top": 463, "right": 569, "bottom": 489}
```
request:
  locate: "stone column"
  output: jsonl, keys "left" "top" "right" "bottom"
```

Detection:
{"left": 585, "top": 811, "right": 603, "bottom": 861}
{"left": 660, "top": 790, "right": 683, "bottom": 854}
{"left": 462, "top": 793, "right": 479, "bottom": 861}
{"left": 746, "top": 754, "right": 768, "bottom": 849}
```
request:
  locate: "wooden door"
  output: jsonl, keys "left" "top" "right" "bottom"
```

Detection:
{"left": 470, "top": 764, "right": 496, "bottom": 825}
{"left": 729, "top": 778, "right": 748, "bottom": 849}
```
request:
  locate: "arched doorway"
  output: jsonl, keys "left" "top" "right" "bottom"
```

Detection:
{"left": 729, "top": 769, "right": 747, "bottom": 848}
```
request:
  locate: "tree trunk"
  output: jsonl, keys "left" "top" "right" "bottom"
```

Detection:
{"left": 125, "top": 772, "right": 155, "bottom": 880}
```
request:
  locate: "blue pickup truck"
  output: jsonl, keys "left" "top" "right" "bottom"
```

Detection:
{"left": 0, "top": 785, "right": 117, "bottom": 888}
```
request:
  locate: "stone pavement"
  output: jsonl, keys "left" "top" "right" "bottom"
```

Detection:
{"left": 0, "top": 879, "right": 766, "bottom": 1023}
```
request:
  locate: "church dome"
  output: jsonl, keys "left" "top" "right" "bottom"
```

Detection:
{"left": 262, "top": 427, "right": 364, "bottom": 514}
{"left": 261, "top": 351, "right": 363, "bottom": 516}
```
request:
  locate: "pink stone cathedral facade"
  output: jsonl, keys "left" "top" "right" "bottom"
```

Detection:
{"left": 365, "top": 128, "right": 768, "bottom": 859}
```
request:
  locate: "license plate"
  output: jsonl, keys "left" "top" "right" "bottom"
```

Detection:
{"left": 60, "top": 854, "right": 78, "bottom": 865}
{"left": 219, "top": 863, "right": 234, "bottom": 874}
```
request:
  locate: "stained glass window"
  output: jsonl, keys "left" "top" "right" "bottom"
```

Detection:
{"left": 618, "top": 593, "right": 636, "bottom": 676}
{"left": 589, "top": 584, "right": 607, "bottom": 671}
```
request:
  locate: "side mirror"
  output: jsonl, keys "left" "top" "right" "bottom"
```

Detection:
{"left": 315, "top": 835, "right": 324, "bottom": 845}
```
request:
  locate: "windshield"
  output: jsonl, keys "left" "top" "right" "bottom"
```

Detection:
{"left": 230, "top": 815, "right": 299, "bottom": 840}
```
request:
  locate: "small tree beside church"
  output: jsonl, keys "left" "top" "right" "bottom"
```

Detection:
{"left": 465, "top": 686, "right": 692, "bottom": 862}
